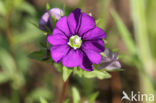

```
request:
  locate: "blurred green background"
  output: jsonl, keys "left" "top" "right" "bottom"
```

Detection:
{"left": 0, "top": 0, "right": 156, "bottom": 103}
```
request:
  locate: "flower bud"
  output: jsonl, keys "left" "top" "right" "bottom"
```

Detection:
{"left": 39, "top": 8, "right": 64, "bottom": 32}
{"left": 98, "top": 48, "right": 121, "bottom": 70}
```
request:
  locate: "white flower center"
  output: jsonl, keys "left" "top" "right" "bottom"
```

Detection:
{"left": 68, "top": 35, "right": 82, "bottom": 49}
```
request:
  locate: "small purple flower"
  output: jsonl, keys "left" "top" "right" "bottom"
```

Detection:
{"left": 39, "top": 8, "right": 64, "bottom": 32}
{"left": 48, "top": 8, "right": 106, "bottom": 71}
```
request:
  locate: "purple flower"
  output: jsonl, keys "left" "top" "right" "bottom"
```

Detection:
{"left": 39, "top": 8, "right": 64, "bottom": 32}
{"left": 47, "top": 8, "right": 106, "bottom": 71}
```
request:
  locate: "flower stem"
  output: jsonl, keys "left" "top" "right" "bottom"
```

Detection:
{"left": 59, "top": 77, "right": 69, "bottom": 103}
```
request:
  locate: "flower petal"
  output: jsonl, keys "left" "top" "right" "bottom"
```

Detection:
{"left": 67, "top": 8, "right": 82, "bottom": 34}
{"left": 50, "top": 45, "right": 70, "bottom": 62}
{"left": 56, "top": 16, "right": 71, "bottom": 36}
{"left": 83, "top": 27, "right": 106, "bottom": 40}
{"left": 82, "top": 40, "right": 105, "bottom": 52}
{"left": 78, "top": 13, "right": 96, "bottom": 36}
{"left": 48, "top": 28, "right": 68, "bottom": 45}
{"left": 80, "top": 54, "right": 93, "bottom": 71}
{"left": 62, "top": 49, "right": 83, "bottom": 67}
{"left": 83, "top": 49, "right": 102, "bottom": 64}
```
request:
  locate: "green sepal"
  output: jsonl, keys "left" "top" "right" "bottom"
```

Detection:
{"left": 51, "top": 16, "right": 58, "bottom": 28}
{"left": 73, "top": 67, "right": 111, "bottom": 79}
{"left": 62, "top": 66, "right": 73, "bottom": 82}
{"left": 84, "top": 70, "right": 111, "bottom": 79}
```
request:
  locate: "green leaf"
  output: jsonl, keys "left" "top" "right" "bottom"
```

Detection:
{"left": 29, "top": 50, "right": 47, "bottom": 61}
{"left": 26, "top": 88, "right": 52, "bottom": 102}
{"left": 0, "top": 48, "right": 16, "bottom": 83}
{"left": 84, "top": 70, "right": 111, "bottom": 79}
{"left": 87, "top": 92, "right": 99, "bottom": 103}
{"left": 0, "top": 48, "right": 25, "bottom": 89}
{"left": 29, "top": 21, "right": 43, "bottom": 32}
{"left": 39, "top": 35, "right": 48, "bottom": 48}
{"left": 62, "top": 66, "right": 72, "bottom": 81}
{"left": 18, "top": 1, "right": 36, "bottom": 16}
{"left": 0, "top": 72, "right": 10, "bottom": 84}
{"left": 130, "top": 0, "right": 154, "bottom": 72}
{"left": 111, "top": 10, "right": 137, "bottom": 55}
{"left": 15, "top": 50, "right": 30, "bottom": 73}
{"left": 97, "top": 0, "right": 111, "bottom": 29}
{"left": 0, "top": 48, "right": 16, "bottom": 73}
{"left": 63, "top": 99, "right": 70, "bottom": 103}
{"left": 40, "top": 97, "right": 48, "bottom": 103}
{"left": 0, "top": 1, "right": 6, "bottom": 16}
{"left": 72, "top": 87, "right": 80, "bottom": 103}
{"left": 13, "top": 22, "right": 41, "bottom": 45}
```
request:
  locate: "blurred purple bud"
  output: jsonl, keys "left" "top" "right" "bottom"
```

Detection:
{"left": 49, "top": 8, "right": 64, "bottom": 19}
{"left": 39, "top": 8, "right": 64, "bottom": 32}
{"left": 98, "top": 48, "right": 121, "bottom": 70}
